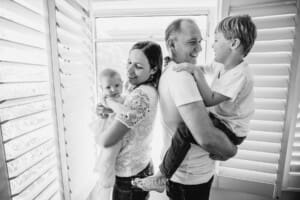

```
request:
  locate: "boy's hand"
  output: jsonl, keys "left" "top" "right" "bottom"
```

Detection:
{"left": 96, "top": 103, "right": 113, "bottom": 119}
{"left": 173, "top": 63, "right": 205, "bottom": 80}
{"left": 173, "top": 63, "right": 196, "bottom": 74}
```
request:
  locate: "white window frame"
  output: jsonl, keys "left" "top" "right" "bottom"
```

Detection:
{"left": 94, "top": 6, "right": 216, "bottom": 91}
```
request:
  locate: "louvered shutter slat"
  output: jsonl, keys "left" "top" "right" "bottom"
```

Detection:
{"left": 0, "top": 1, "right": 62, "bottom": 199}
{"left": 251, "top": 64, "right": 289, "bottom": 76}
{"left": 253, "top": 14, "right": 296, "bottom": 29}
{"left": 217, "top": 1, "right": 298, "bottom": 197}
{"left": 252, "top": 40, "right": 293, "bottom": 53}
{"left": 0, "top": 0, "right": 46, "bottom": 32}
{"left": 230, "top": 1, "right": 297, "bottom": 17}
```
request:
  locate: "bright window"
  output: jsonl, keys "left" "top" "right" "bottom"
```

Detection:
{"left": 95, "top": 13, "right": 209, "bottom": 168}
{"left": 96, "top": 15, "right": 208, "bottom": 79}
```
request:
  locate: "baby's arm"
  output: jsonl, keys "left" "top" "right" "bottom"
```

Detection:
{"left": 174, "top": 63, "right": 230, "bottom": 107}
{"left": 105, "top": 97, "right": 137, "bottom": 120}
{"left": 105, "top": 97, "right": 127, "bottom": 114}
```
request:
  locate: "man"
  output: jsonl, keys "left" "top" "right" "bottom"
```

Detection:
{"left": 136, "top": 18, "right": 237, "bottom": 200}
{"left": 159, "top": 17, "right": 237, "bottom": 200}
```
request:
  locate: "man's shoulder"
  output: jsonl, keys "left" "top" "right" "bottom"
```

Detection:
{"left": 162, "top": 65, "right": 195, "bottom": 84}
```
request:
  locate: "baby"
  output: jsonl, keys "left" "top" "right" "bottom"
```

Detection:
{"left": 88, "top": 68, "right": 125, "bottom": 200}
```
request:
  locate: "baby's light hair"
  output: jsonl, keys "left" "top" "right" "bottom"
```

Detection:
{"left": 216, "top": 15, "right": 257, "bottom": 56}
{"left": 99, "top": 68, "right": 121, "bottom": 80}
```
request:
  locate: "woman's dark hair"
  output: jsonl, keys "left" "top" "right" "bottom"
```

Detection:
{"left": 130, "top": 41, "right": 163, "bottom": 88}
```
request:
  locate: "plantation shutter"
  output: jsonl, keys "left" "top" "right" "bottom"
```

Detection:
{"left": 215, "top": 0, "right": 298, "bottom": 198}
{"left": 278, "top": 0, "right": 300, "bottom": 195}
{"left": 47, "top": 0, "right": 96, "bottom": 199}
{"left": 284, "top": 101, "right": 300, "bottom": 190}
{"left": 0, "top": 0, "right": 63, "bottom": 199}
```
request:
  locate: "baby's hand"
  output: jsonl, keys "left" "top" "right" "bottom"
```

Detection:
{"left": 96, "top": 103, "right": 113, "bottom": 119}
{"left": 173, "top": 63, "right": 196, "bottom": 74}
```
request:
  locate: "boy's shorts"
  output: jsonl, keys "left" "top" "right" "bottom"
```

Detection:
{"left": 209, "top": 112, "right": 246, "bottom": 145}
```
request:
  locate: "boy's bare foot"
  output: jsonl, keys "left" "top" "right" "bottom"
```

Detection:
{"left": 132, "top": 174, "right": 167, "bottom": 193}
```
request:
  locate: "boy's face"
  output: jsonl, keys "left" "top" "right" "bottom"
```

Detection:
{"left": 100, "top": 75, "right": 123, "bottom": 98}
{"left": 212, "top": 31, "right": 232, "bottom": 64}
{"left": 172, "top": 21, "right": 202, "bottom": 64}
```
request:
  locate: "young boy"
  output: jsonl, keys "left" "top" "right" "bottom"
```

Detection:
{"left": 88, "top": 68, "right": 126, "bottom": 200}
{"left": 134, "top": 15, "right": 257, "bottom": 192}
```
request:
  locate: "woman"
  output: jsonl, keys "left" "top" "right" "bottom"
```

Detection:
{"left": 98, "top": 41, "right": 162, "bottom": 200}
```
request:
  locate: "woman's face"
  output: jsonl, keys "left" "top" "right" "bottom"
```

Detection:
{"left": 127, "top": 49, "right": 155, "bottom": 86}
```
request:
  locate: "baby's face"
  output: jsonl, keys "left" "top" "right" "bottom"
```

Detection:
{"left": 100, "top": 75, "right": 123, "bottom": 98}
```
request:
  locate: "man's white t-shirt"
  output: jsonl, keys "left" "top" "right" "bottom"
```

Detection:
{"left": 158, "top": 61, "right": 215, "bottom": 185}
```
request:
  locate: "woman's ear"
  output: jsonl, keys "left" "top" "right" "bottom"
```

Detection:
{"left": 150, "top": 66, "right": 158, "bottom": 75}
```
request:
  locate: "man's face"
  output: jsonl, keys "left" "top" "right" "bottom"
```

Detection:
{"left": 172, "top": 21, "right": 203, "bottom": 64}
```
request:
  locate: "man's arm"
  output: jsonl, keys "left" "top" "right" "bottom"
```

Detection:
{"left": 178, "top": 101, "right": 237, "bottom": 159}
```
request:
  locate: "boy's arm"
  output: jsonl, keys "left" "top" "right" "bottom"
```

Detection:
{"left": 193, "top": 70, "right": 230, "bottom": 106}
{"left": 174, "top": 63, "right": 230, "bottom": 106}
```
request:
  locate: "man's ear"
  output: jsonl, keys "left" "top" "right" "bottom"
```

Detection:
{"left": 231, "top": 38, "right": 241, "bottom": 50}
{"left": 167, "top": 37, "right": 175, "bottom": 51}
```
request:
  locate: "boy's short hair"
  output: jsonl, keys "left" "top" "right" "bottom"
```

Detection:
{"left": 99, "top": 68, "right": 121, "bottom": 80}
{"left": 216, "top": 15, "right": 257, "bottom": 57}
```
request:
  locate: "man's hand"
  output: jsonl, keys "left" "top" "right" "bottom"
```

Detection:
{"left": 209, "top": 153, "right": 229, "bottom": 161}
{"left": 209, "top": 144, "right": 237, "bottom": 161}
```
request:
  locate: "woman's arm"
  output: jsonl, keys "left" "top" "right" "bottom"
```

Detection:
{"left": 99, "top": 119, "right": 130, "bottom": 147}
{"left": 101, "top": 87, "right": 153, "bottom": 147}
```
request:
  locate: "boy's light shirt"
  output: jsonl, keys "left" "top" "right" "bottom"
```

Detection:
{"left": 208, "top": 61, "right": 255, "bottom": 137}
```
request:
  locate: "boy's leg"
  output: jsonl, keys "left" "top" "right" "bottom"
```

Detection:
{"left": 208, "top": 113, "right": 246, "bottom": 146}
{"left": 159, "top": 122, "right": 197, "bottom": 178}
{"left": 133, "top": 122, "right": 196, "bottom": 192}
